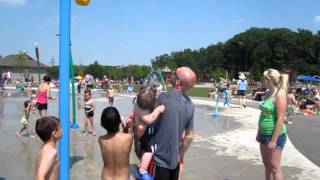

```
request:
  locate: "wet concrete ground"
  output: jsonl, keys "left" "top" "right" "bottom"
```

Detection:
{"left": 228, "top": 98, "right": 320, "bottom": 167}
{"left": 0, "top": 91, "right": 319, "bottom": 180}
{"left": 287, "top": 115, "right": 320, "bottom": 167}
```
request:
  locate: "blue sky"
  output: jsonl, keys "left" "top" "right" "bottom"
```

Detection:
{"left": 1, "top": 0, "right": 320, "bottom": 66}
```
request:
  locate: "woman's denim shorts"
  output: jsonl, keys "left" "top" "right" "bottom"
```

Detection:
{"left": 258, "top": 133, "right": 287, "bottom": 150}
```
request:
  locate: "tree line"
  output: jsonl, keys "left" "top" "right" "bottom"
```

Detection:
{"left": 47, "top": 27, "right": 320, "bottom": 82}
{"left": 47, "top": 61, "right": 151, "bottom": 81}
{"left": 151, "top": 27, "right": 320, "bottom": 81}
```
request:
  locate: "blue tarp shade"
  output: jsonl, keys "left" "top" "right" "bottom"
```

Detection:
{"left": 296, "top": 75, "right": 320, "bottom": 82}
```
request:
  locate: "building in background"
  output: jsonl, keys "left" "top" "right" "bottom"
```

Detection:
{"left": 0, "top": 53, "right": 50, "bottom": 84}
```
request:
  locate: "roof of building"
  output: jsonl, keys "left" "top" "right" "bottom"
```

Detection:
{"left": 161, "top": 65, "right": 172, "bottom": 72}
{"left": 0, "top": 54, "right": 50, "bottom": 68}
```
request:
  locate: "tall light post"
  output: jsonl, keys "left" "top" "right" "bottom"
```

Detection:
{"left": 34, "top": 42, "right": 41, "bottom": 83}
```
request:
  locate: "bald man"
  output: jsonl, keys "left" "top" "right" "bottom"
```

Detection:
{"left": 144, "top": 67, "right": 196, "bottom": 180}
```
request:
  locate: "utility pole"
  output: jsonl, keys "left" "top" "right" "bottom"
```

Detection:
{"left": 34, "top": 42, "right": 41, "bottom": 84}
{"left": 51, "top": 57, "right": 55, "bottom": 67}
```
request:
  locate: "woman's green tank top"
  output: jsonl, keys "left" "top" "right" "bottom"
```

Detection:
{"left": 258, "top": 94, "right": 286, "bottom": 135}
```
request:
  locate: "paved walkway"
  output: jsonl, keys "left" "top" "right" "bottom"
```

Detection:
{"left": 227, "top": 97, "right": 320, "bottom": 168}
{"left": 287, "top": 115, "right": 320, "bottom": 167}
{"left": 191, "top": 98, "right": 320, "bottom": 180}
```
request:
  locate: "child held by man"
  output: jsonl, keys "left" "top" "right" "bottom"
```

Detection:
{"left": 133, "top": 87, "right": 165, "bottom": 180}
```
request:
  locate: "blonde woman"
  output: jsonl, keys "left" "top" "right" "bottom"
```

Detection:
{"left": 256, "top": 69, "right": 288, "bottom": 180}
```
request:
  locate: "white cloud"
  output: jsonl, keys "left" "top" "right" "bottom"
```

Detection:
{"left": 314, "top": 15, "right": 320, "bottom": 24}
{"left": 0, "top": 0, "right": 27, "bottom": 5}
{"left": 235, "top": 19, "right": 246, "bottom": 24}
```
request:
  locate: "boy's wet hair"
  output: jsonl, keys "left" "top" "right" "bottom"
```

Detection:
{"left": 24, "top": 100, "right": 31, "bottom": 108}
{"left": 84, "top": 89, "right": 91, "bottom": 95}
{"left": 136, "top": 87, "right": 157, "bottom": 111}
{"left": 35, "top": 116, "right": 60, "bottom": 142}
{"left": 101, "top": 107, "right": 121, "bottom": 133}
{"left": 43, "top": 75, "right": 51, "bottom": 82}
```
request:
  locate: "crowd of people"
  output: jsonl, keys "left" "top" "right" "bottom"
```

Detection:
{"left": 76, "top": 74, "right": 137, "bottom": 95}
{"left": 14, "top": 67, "right": 196, "bottom": 180}
{"left": 212, "top": 72, "right": 320, "bottom": 119}
{"left": 11, "top": 66, "right": 320, "bottom": 180}
{"left": 252, "top": 81, "right": 320, "bottom": 119}
{"left": 0, "top": 69, "right": 38, "bottom": 92}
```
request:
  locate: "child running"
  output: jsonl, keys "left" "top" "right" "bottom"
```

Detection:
{"left": 16, "top": 100, "right": 34, "bottom": 138}
{"left": 35, "top": 116, "right": 62, "bottom": 180}
{"left": 99, "top": 107, "right": 133, "bottom": 180}
{"left": 133, "top": 87, "right": 165, "bottom": 180}
{"left": 83, "top": 89, "right": 96, "bottom": 136}
{"left": 223, "top": 82, "right": 232, "bottom": 109}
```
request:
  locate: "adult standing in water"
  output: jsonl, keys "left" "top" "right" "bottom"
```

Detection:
{"left": 23, "top": 69, "right": 30, "bottom": 83}
{"left": 149, "top": 66, "right": 196, "bottom": 180}
{"left": 36, "top": 75, "right": 56, "bottom": 117}
{"left": 106, "top": 85, "right": 115, "bottom": 107}
{"left": 236, "top": 73, "right": 248, "bottom": 108}
{"left": 256, "top": 69, "right": 288, "bottom": 180}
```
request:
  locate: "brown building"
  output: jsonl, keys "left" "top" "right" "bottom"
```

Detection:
{"left": 0, "top": 53, "right": 50, "bottom": 83}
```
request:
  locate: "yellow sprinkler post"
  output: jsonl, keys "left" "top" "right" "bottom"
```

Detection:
{"left": 75, "top": 0, "right": 90, "bottom": 6}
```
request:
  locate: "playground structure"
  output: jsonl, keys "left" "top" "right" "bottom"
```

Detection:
{"left": 212, "top": 93, "right": 221, "bottom": 118}
{"left": 212, "top": 83, "right": 228, "bottom": 119}
{"left": 59, "top": 1, "right": 71, "bottom": 179}
{"left": 146, "top": 68, "right": 167, "bottom": 92}
{"left": 70, "top": 52, "right": 79, "bottom": 129}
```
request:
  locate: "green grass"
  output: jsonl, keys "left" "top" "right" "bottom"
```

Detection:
{"left": 131, "top": 85, "right": 212, "bottom": 98}
{"left": 165, "top": 86, "right": 212, "bottom": 97}
{"left": 111, "top": 83, "right": 257, "bottom": 98}
{"left": 186, "top": 87, "right": 212, "bottom": 97}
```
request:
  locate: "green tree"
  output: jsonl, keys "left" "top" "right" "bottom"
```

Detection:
{"left": 84, "top": 61, "right": 104, "bottom": 78}
{"left": 47, "top": 66, "right": 59, "bottom": 79}
{"left": 151, "top": 27, "right": 320, "bottom": 80}
{"left": 16, "top": 52, "right": 27, "bottom": 80}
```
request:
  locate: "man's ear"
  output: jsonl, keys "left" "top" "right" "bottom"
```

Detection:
{"left": 52, "top": 131, "right": 57, "bottom": 139}
{"left": 175, "top": 79, "right": 181, "bottom": 87}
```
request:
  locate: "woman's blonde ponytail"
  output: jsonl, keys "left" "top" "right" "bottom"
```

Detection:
{"left": 279, "top": 73, "right": 289, "bottom": 93}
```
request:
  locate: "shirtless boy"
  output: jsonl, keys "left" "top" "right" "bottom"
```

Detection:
{"left": 35, "top": 116, "right": 62, "bottom": 180}
{"left": 99, "top": 107, "right": 133, "bottom": 180}
{"left": 107, "top": 85, "right": 115, "bottom": 107}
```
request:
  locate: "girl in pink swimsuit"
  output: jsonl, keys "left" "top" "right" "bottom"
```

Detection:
{"left": 36, "top": 75, "right": 55, "bottom": 117}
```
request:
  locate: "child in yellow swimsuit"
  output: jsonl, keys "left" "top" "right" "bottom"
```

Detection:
{"left": 16, "top": 100, "right": 34, "bottom": 138}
